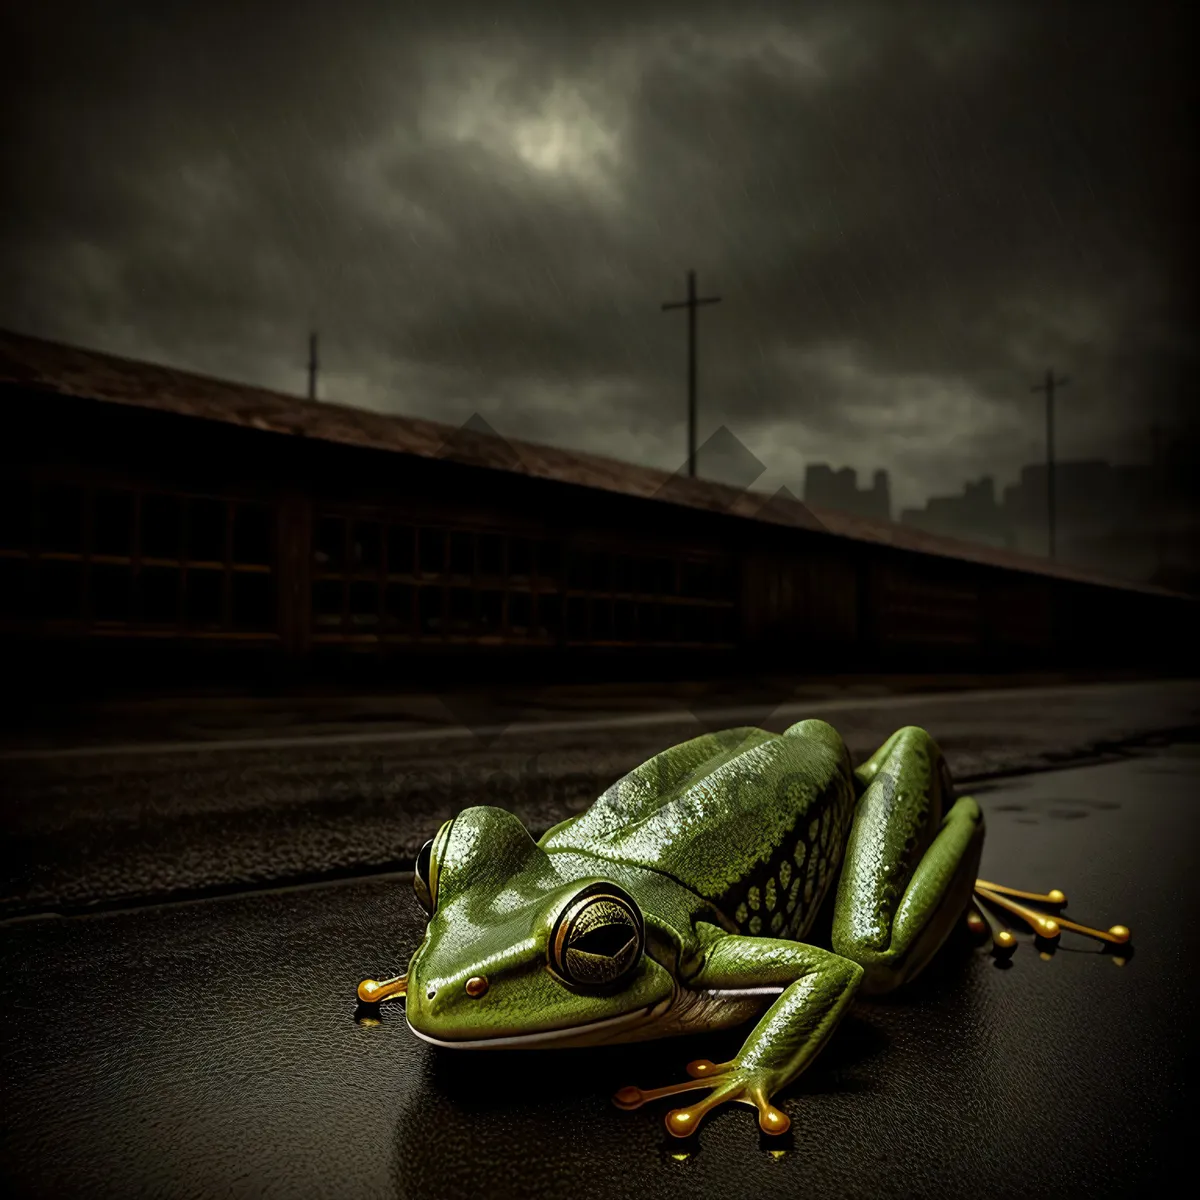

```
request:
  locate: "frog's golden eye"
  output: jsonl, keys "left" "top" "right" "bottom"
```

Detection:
{"left": 549, "top": 885, "right": 644, "bottom": 989}
{"left": 413, "top": 839, "right": 435, "bottom": 915}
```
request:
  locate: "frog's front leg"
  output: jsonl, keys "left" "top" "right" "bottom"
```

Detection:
{"left": 613, "top": 937, "right": 862, "bottom": 1138}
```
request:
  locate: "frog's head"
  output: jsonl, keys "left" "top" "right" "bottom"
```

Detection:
{"left": 398, "top": 806, "right": 675, "bottom": 1048}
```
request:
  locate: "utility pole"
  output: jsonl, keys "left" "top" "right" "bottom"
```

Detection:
{"left": 661, "top": 270, "right": 721, "bottom": 478}
{"left": 308, "top": 331, "right": 319, "bottom": 401}
{"left": 1029, "top": 368, "right": 1069, "bottom": 558}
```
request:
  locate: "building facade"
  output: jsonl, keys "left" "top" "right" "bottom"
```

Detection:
{"left": 1, "top": 329, "right": 1193, "bottom": 691}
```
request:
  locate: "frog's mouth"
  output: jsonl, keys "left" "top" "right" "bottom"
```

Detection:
{"left": 406, "top": 995, "right": 674, "bottom": 1050}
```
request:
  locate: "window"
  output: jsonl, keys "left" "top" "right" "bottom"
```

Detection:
{"left": 313, "top": 579, "right": 344, "bottom": 628}
{"left": 590, "top": 599, "right": 613, "bottom": 640}
{"left": 480, "top": 589, "right": 504, "bottom": 633}
{"left": 0, "top": 483, "right": 278, "bottom": 639}
{"left": 141, "top": 494, "right": 183, "bottom": 559}
{"left": 384, "top": 583, "right": 413, "bottom": 631}
{"left": 653, "top": 558, "right": 676, "bottom": 596}
{"left": 478, "top": 534, "right": 504, "bottom": 577}
{"left": 508, "top": 537, "right": 532, "bottom": 578}
{"left": 231, "top": 572, "right": 275, "bottom": 631}
{"left": 350, "top": 522, "right": 381, "bottom": 571}
{"left": 418, "top": 586, "right": 443, "bottom": 635}
{"left": 679, "top": 559, "right": 735, "bottom": 601}
{"left": 714, "top": 561, "right": 735, "bottom": 599}
{"left": 41, "top": 484, "right": 85, "bottom": 553}
{"left": 537, "top": 592, "right": 562, "bottom": 636}
{"left": 187, "top": 498, "right": 226, "bottom": 563}
{"left": 587, "top": 552, "right": 611, "bottom": 592}
{"left": 38, "top": 560, "right": 83, "bottom": 619}
{"left": 303, "top": 518, "right": 737, "bottom": 649}
{"left": 348, "top": 580, "right": 379, "bottom": 628}
{"left": 715, "top": 606, "right": 736, "bottom": 642}
{"left": 92, "top": 563, "right": 133, "bottom": 623}
{"left": 419, "top": 529, "right": 445, "bottom": 576}
{"left": 92, "top": 490, "right": 133, "bottom": 556}
{"left": 538, "top": 540, "right": 563, "bottom": 579}
{"left": 184, "top": 570, "right": 224, "bottom": 629}
{"left": 314, "top": 517, "right": 346, "bottom": 570}
{"left": 638, "top": 603, "right": 662, "bottom": 641}
{"left": 566, "top": 596, "right": 588, "bottom": 639}
{"left": 447, "top": 587, "right": 475, "bottom": 632}
{"left": 0, "top": 559, "right": 30, "bottom": 618}
{"left": 681, "top": 560, "right": 713, "bottom": 598}
{"left": 614, "top": 599, "right": 636, "bottom": 640}
{"left": 635, "top": 557, "right": 658, "bottom": 596}
{"left": 547, "top": 543, "right": 739, "bottom": 644}
{"left": 449, "top": 531, "right": 474, "bottom": 576}
{"left": 656, "top": 604, "right": 680, "bottom": 643}
{"left": 566, "top": 548, "right": 588, "bottom": 589}
{"left": 137, "top": 566, "right": 180, "bottom": 625}
{"left": 613, "top": 555, "right": 635, "bottom": 594}
{"left": 0, "top": 478, "right": 33, "bottom": 551}
{"left": 387, "top": 525, "right": 414, "bottom": 575}
{"left": 233, "top": 504, "right": 273, "bottom": 565}
{"left": 679, "top": 605, "right": 707, "bottom": 643}
{"left": 508, "top": 591, "right": 532, "bottom": 630}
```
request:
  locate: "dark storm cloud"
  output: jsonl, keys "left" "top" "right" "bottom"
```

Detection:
{"left": 1, "top": 0, "right": 1195, "bottom": 508}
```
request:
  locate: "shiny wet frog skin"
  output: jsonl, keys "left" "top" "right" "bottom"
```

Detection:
{"left": 357, "top": 719, "right": 1129, "bottom": 1138}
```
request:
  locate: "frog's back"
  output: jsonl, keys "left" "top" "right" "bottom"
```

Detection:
{"left": 539, "top": 719, "right": 858, "bottom": 940}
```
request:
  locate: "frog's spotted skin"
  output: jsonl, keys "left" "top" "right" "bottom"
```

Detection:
{"left": 722, "top": 784, "right": 853, "bottom": 943}
{"left": 360, "top": 719, "right": 989, "bottom": 1141}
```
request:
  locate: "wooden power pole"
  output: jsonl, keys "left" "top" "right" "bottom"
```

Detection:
{"left": 308, "top": 332, "right": 319, "bottom": 401}
{"left": 1030, "top": 368, "right": 1070, "bottom": 559}
{"left": 661, "top": 270, "right": 721, "bottom": 478}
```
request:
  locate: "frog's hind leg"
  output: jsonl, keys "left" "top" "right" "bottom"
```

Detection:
{"left": 831, "top": 726, "right": 984, "bottom": 995}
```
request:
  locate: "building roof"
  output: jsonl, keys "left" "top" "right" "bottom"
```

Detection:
{"left": 0, "top": 326, "right": 1184, "bottom": 598}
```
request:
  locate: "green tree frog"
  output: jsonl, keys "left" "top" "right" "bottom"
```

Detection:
{"left": 356, "top": 720, "right": 1121, "bottom": 1138}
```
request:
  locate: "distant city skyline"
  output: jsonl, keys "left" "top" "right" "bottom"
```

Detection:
{"left": 798, "top": 445, "right": 1197, "bottom": 589}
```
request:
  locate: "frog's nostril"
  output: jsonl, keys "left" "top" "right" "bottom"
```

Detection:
{"left": 426, "top": 988, "right": 437, "bottom": 1000}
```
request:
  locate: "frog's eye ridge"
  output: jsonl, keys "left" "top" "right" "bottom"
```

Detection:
{"left": 411, "top": 819, "right": 454, "bottom": 917}
{"left": 550, "top": 885, "right": 645, "bottom": 988}
{"left": 413, "top": 838, "right": 434, "bottom": 915}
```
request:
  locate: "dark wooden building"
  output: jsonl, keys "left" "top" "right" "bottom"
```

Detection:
{"left": 0, "top": 328, "right": 1194, "bottom": 691}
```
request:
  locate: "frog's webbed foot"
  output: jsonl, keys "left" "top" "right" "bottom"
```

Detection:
{"left": 971, "top": 879, "right": 1131, "bottom": 952}
{"left": 613, "top": 1059, "right": 790, "bottom": 1138}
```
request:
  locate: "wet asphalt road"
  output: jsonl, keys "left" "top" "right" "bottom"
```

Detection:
{"left": 2, "top": 677, "right": 1199, "bottom": 917}
{"left": 2, "top": 747, "right": 1196, "bottom": 1200}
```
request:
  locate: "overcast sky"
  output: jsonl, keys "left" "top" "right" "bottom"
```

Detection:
{"left": 2, "top": 0, "right": 1195, "bottom": 512}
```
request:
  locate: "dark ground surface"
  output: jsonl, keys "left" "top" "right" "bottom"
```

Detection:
{"left": 2, "top": 746, "right": 1197, "bottom": 1200}
{"left": 2, "top": 675, "right": 1198, "bottom": 917}
{"left": 0, "top": 668, "right": 1177, "bottom": 752}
